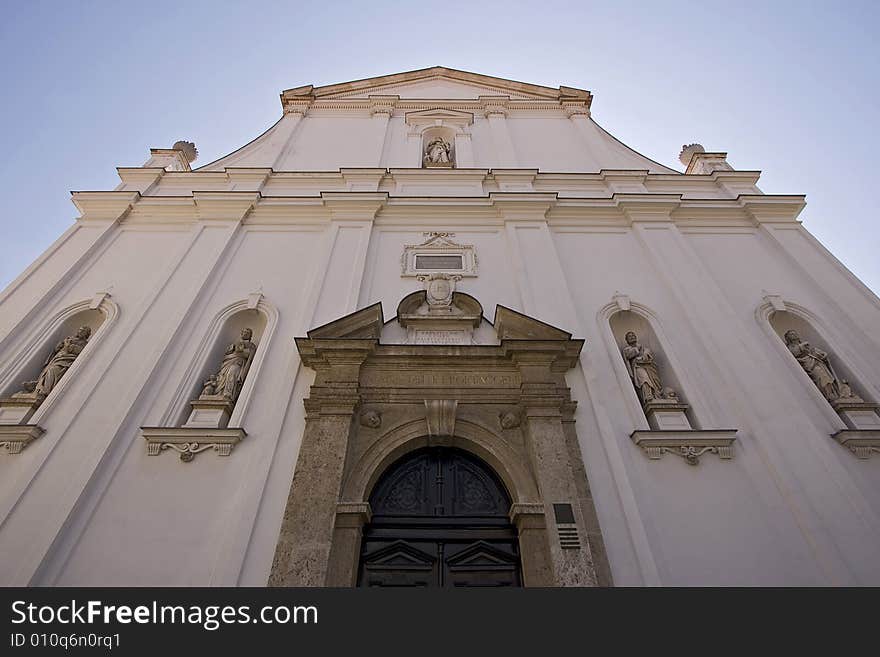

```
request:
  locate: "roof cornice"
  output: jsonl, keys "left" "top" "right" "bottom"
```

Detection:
{"left": 280, "top": 66, "right": 592, "bottom": 110}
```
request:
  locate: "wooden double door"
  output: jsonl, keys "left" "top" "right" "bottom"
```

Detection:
{"left": 358, "top": 447, "right": 522, "bottom": 587}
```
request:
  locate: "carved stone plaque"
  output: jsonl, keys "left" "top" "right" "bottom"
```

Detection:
{"left": 410, "top": 330, "right": 469, "bottom": 345}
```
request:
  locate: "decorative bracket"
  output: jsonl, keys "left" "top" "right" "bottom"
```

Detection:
{"left": 141, "top": 427, "right": 246, "bottom": 462}
{"left": 833, "top": 430, "right": 880, "bottom": 459}
{"left": 0, "top": 425, "right": 45, "bottom": 454}
{"left": 630, "top": 429, "right": 738, "bottom": 466}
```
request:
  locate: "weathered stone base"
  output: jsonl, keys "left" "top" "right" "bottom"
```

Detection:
{"left": 643, "top": 400, "right": 691, "bottom": 431}
{"left": 0, "top": 396, "right": 43, "bottom": 425}
{"left": 832, "top": 400, "right": 880, "bottom": 431}
{"left": 141, "top": 426, "right": 246, "bottom": 462}
{"left": 631, "top": 429, "right": 738, "bottom": 465}
{"left": 0, "top": 424, "right": 45, "bottom": 454}
{"left": 183, "top": 397, "right": 235, "bottom": 429}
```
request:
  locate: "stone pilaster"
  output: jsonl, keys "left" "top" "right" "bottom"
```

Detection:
{"left": 268, "top": 342, "right": 373, "bottom": 586}
{"left": 510, "top": 346, "right": 598, "bottom": 586}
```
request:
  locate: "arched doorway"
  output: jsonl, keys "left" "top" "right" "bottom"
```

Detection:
{"left": 358, "top": 447, "right": 522, "bottom": 587}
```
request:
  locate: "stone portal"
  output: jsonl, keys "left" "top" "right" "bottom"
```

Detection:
{"left": 268, "top": 293, "right": 611, "bottom": 587}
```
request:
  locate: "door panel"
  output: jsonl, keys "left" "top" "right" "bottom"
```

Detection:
{"left": 358, "top": 448, "right": 522, "bottom": 588}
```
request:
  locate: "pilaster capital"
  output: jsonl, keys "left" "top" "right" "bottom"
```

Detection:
{"left": 617, "top": 195, "right": 681, "bottom": 224}
{"left": 192, "top": 191, "right": 260, "bottom": 222}
{"left": 320, "top": 192, "right": 387, "bottom": 221}
{"left": 280, "top": 84, "right": 314, "bottom": 115}
{"left": 479, "top": 95, "right": 510, "bottom": 118}
{"left": 71, "top": 191, "right": 141, "bottom": 222}
{"left": 369, "top": 95, "right": 398, "bottom": 117}
{"left": 491, "top": 192, "right": 557, "bottom": 221}
{"left": 562, "top": 100, "right": 591, "bottom": 118}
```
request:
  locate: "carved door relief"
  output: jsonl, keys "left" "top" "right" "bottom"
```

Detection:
{"left": 268, "top": 297, "right": 611, "bottom": 587}
{"left": 359, "top": 447, "right": 521, "bottom": 587}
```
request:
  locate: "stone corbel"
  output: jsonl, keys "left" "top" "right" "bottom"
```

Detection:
{"left": 630, "top": 429, "right": 737, "bottom": 466}
{"left": 0, "top": 425, "right": 45, "bottom": 454}
{"left": 141, "top": 426, "right": 246, "bottom": 462}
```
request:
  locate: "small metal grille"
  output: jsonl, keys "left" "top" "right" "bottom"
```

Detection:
{"left": 557, "top": 526, "right": 581, "bottom": 550}
{"left": 415, "top": 254, "right": 463, "bottom": 270}
{"left": 554, "top": 503, "right": 581, "bottom": 549}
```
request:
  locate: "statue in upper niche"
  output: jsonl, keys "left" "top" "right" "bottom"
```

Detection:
{"left": 783, "top": 330, "right": 858, "bottom": 403}
{"left": 622, "top": 331, "right": 675, "bottom": 405}
{"left": 16, "top": 325, "right": 92, "bottom": 400}
{"left": 424, "top": 137, "right": 452, "bottom": 165}
{"left": 201, "top": 328, "right": 257, "bottom": 403}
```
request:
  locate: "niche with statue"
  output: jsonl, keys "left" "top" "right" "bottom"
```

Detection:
{"left": 609, "top": 307, "right": 737, "bottom": 465}
{"left": 0, "top": 308, "right": 105, "bottom": 427}
{"left": 769, "top": 310, "right": 880, "bottom": 457}
{"left": 610, "top": 311, "right": 693, "bottom": 431}
{"left": 422, "top": 128, "right": 455, "bottom": 168}
{"left": 180, "top": 310, "right": 267, "bottom": 430}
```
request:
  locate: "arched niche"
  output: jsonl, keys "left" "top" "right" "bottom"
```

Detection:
{"left": 169, "top": 300, "right": 274, "bottom": 428}
{"left": 609, "top": 309, "right": 698, "bottom": 428}
{"left": 0, "top": 296, "right": 117, "bottom": 424}
{"left": 768, "top": 309, "right": 874, "bottom": 405}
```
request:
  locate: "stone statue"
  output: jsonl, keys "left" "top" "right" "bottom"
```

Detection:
{"left": 424, "top": 137, "right": 452, "bottom": 165}
{"left": 622, "top": 331, "right": 665, "bottom": 405}
{"left": 202, "top": 328, "right": 257, "bottom": 403}
{"left": 499, "top": 411, "right": 521, "bottom": 430}
{"left": 18, "top": 325, "right": 91, "bottom": 399}
{"left": 783, "top": 330, "right": 854, "bottom": 403}
{"left": 199, "top": 374, "right": 219, "bottom": 398}
{"left": 360, "top": 410, "right": 382, "bottom": 429}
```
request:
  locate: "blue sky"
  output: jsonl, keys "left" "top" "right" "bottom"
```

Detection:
{"left": 1, "top": 0, "right": 878, "bottom": 294}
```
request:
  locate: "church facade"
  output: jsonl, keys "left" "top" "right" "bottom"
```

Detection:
{"left": 1, "top": 67, "right": 878, "bottom": 586}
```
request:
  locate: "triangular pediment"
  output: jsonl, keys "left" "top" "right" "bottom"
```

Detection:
{"left": 493, "top": 305, "right": 572, "bottom": 340}
{"left": 405, "top": 107, "right": 474, "bottom": 126}
{"left": 361, "top": 540, "right": 436, "bottom": 568}
{"left": 284, "top": 66, "right": 585, "bottom": 102}
{"left": 306, "top": 303, "right": 383, "bottom": 339}
{"left": 445, "top": 541, "right": 520, "bottom": 569}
